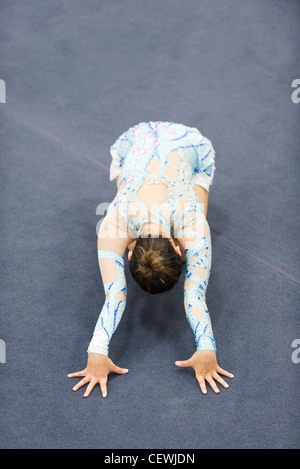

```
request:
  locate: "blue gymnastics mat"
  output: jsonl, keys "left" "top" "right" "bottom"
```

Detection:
{"left": 0, "top": 0, "right": 299, "bottom": 449}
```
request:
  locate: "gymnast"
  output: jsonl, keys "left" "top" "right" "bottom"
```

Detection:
{"left": 68, "top": 121, "right": 234, "bottom": 397}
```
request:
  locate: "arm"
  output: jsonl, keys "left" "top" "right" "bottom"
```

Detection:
{"left": 175, "top": 207, "right": 234, "bottom": 393}
{"left": 177, "top": 208, "right": 216, "bottom": 351}
{"left": 88, "top": 206, "right": 132, "bottom": 355}
{"left": 68, "top": 206, "right": 133, "bottom": 398}
{"left": 87, "top": 249, "right": 127, "bottom": 356}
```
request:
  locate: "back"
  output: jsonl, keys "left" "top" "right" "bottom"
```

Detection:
{"left": 108, "top": 121, "right": 210, "bottom": 239}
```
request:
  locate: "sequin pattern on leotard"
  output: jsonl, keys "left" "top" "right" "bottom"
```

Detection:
{"left": 87, "top": 122, "right": 216, "bottom": 355}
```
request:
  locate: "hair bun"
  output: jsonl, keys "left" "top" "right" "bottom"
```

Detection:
{"left": 143, "top": 252, "right": 152, "bottom": 267}
{"left": 129, "top": 236, "right": 182, "bottom": 294}
{"left": 143, "top": 258, "right": 152, "bottom": 274}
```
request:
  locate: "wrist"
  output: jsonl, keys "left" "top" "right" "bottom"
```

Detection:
{"left": 87, "top": 328, "right": 109, "bottom": 356}
{"left": 196, "top": 337, "right": 216, "bottom": 353}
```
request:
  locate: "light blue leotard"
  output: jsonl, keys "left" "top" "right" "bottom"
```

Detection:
{"left": 88, "top": 121, "right": 216, "bottom": 356}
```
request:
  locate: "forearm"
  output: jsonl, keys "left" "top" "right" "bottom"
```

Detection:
{"left": 87, "top": 249, "right": 127, "bottom": 356}
{"left": 87, "top": 298, "right": 127, "bottom": 356}
{"left": 184, "top": 293, "right": 216, "bottom": 352}
{"left": 87, "top": 313, "right": 111, "bottom": 356}
{"left": 183, "top": 235, "right": 216, "bottom": 352}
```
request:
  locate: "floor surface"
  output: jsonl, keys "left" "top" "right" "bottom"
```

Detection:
{"left": 0, "top": 0, "right": 299, "bottom": 449}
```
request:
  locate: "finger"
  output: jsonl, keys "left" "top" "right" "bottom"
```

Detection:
{"left": 72, "top": 377, "right": 89, "bottom": 391}
{"left": 196, "top": 375, "right": 207, "bottom": 394}
{"left": 206, "top": 376, "right": 220, "bottom": 394}
{"left": 216, "top": 366, "right": 234, "bottom": 378}
{"left": 112, "top": 365, "right": 129, "bottom": 375}
{"left": 83, "top": 379, "right": 97, "bottom": 398}
{"left": 99, "top": 377, "right": 108, "bottom": 398}
{"left": 175, "top": 360, "right": 192, "bottom": 368}
{"left": 67, "top": 370, "right": 86, "bottom": 378}
{"left": 212, "top": 371, "right": 229, "bottom": 389}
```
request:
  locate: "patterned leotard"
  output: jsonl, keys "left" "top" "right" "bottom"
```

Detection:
{"left": 88, "top": 121, "right": 216, "bottom": 356}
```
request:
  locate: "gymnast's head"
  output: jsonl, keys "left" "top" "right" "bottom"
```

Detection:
{"left": 128, "top": 233, "right": 182, "bottom": 295}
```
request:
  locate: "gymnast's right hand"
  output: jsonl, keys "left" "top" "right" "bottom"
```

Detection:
{"left": 67, "top": 353, "right": 129, "bottom": 398}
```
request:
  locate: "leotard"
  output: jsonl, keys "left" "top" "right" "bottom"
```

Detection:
{"left": 88, "top": 121, "right": 216, "bottom": 356}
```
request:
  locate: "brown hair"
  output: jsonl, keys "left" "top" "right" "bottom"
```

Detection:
{"left": 129, "top": 235, "right": 182, "bottom": 294}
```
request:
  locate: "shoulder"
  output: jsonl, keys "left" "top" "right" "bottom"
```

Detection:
{"left": 173, "top": 197, "right": 210, "bottom": 249}
{"left": 97, "top": 204, "right": 133, "bottom": 254}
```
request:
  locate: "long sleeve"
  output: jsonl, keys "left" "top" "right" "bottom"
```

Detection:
{"left": 87, "top": 250, "right": 127, "bottom": 355}
{"left": 175, "top": 202, "right": 216, "bottom": 352}
{"left": 88, "top": 204, "right": 131, "bottom": 356}
{"left": 184, "top": 238, "right": 216, "bottom": 352}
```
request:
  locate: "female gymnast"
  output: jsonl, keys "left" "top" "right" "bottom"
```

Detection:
{"left": 68, "top": 121, "right": 234, "bottom": 398}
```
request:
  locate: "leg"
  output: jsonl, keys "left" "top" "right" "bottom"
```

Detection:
{"left": 193, "top": 184, "right": 209, "bottom": 218}
{"left": 110, "top": 149, "right": 121, "bottom": 187}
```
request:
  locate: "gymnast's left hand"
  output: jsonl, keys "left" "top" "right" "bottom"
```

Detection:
{"left": 175, "top": 350, "right": 234, "bottom": 394}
